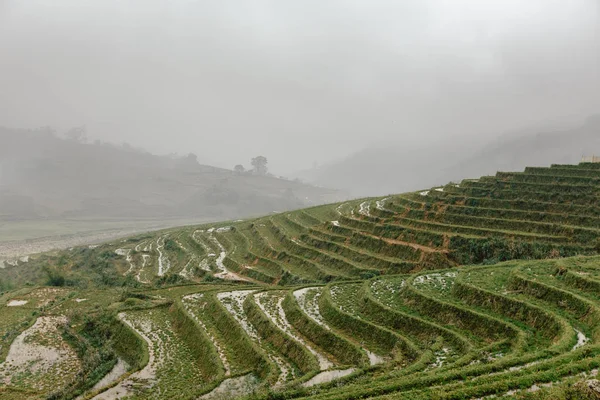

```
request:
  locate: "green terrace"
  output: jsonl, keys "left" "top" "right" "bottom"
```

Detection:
{"left": 1, "top": 162, "right": 600, "bottom": 399}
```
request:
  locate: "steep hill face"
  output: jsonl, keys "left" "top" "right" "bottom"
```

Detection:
{"left": 1, "top": 162, "right": 600, "bottom": 399}
{"left": 296, "top": 114, "right": 600, "bottom": 196}
{"left": 15, "top": 161, "right": 596, "bottom": 286}
{"left": 0, "top": 128, "right": 344, "bottom": 221}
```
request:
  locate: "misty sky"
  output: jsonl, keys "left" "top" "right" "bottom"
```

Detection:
{"left": 1, "top": 0, "right": 599, "bottom": 174}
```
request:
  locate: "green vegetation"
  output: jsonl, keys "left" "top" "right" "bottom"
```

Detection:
{"left": 1, "top": 162, "right": 600, "bottom": 399}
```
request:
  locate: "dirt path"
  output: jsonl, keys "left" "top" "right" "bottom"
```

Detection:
{"left": 363, "top": 232, "right": 447, "bottom": 253}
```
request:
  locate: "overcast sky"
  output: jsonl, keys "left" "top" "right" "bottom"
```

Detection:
{"left": 1, "top": 0, "right": 599, "bottom": 174}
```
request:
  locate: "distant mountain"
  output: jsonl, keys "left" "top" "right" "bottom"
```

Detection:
{"left": 0, "top": 128, "right": 344, "bottom": 222}
{"left": 444, "top": 114, "right": 600, "bottom": 181}
{"left": 294, "top": 115, "right": 600, "bottom": 196}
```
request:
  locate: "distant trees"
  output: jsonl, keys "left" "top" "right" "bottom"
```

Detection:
{"left": 186, "top": 153, "right": 198, "bottom": 164}
{"left": 251, "top": 156, "right": 268, "bottom": 176}
{"left": 65, "top": 126, "right": 87, "bottom": 143}
{"left": 233, "top": 164, "right": 245, "bottom": 175}
{"left": 181, "top": 153, "right": 199, "bottom": 168}
{"left": 233, "top": 156, "right": 269, "bottom": 176}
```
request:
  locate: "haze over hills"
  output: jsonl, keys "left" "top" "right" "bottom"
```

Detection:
{"left": 0, "top": 127, "right": 344, "bottom": 238}
{"left": 295, "top": 114, "right": 600, "bottom": 196}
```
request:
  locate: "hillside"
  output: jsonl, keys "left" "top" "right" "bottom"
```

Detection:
{"left": 1, "top": 162, "right": 600, "bottom": 399}
{"left": 0, "top": 127, "right": 343, "bottom": 224}
{"left": 296, "top": 114, "right": 600, "bottom": 196}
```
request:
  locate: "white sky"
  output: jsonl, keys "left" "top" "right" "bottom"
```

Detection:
{"left": 1, "top": 0, "right": 598, "bottom": 173}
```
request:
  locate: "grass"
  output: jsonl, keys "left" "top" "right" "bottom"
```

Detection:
{"left": 1, "top": 162, "right": 600, "bottom": 399}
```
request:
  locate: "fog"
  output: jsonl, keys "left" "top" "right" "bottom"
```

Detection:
{"left": 1, "top": 0, "right": 599, "bottom": 174}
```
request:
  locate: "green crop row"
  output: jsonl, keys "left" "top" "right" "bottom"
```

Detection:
{"left": 462, "top": 178, "right": 600, "bottom": 195}
{"left": 281, "top": 292, "right": 369, "bottom": 367}
{"left": 361, "top": 282, "right": 468, "bottom": 353}
{"left": 319, "top": 284, "right": 409, "bottom": 359}
{"left": 204, "top": 292, "right": 273, "bottom": 381}
{"left": 243, "top": 292, "right": 319, "bottom": 376}
{"left": 403, "top": 275, "right": 518, "bottom": 345}
{"left": 427, "top": 191, "right": 600, "bottom": 218}
{"left": 300, "top": 233, "right": 408, "bottom": 275}
{"left": 509, "top": 271, "right": 600, "bottom": 341}
{"left": 452, "top": 280, "right": 573, "bottom": 352}
{"left": 528, "top": 165, "right": 600, "bottom": 177}
{"left": 497, "top": 170, "right": 600, "bottom": 185}
{"left": 436, "top": 202, "right": 600, "bottom": 229}
{"left": 170, "top": 300, "right": 224, "bottom": 382}
{"left": 559, "top": 268, "right": 600, "bottom": 294}
{"left": 456, "top": 185, "right": 600, "bottom": 206}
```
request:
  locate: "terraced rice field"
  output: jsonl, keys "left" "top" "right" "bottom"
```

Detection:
{"left": 2, "top": 163, "right": 600, "bottom": 398}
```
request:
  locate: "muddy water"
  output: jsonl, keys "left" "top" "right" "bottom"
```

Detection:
{"left": 76, "top": 358, "right": 129, "bottom": 399}
{"left": 359, "top": 201, "right": 371, "bottom": 216}
{"left": 217, "top": 291, "right": 292, "bottom": 386}
{"left": 156, "top": 237, "right": 171, "bottom": 276}
{"left": 6, "top": 300, "right": 28, "bottom": 306}
{"left": 294, "top": 287, "right": 386, "bottom": 366}
{"left": 255, "top": 292, "right": 333, "bottom": 371}
{"left": 208, "top": 234, "right": 249, "bottom": 282}
{"left": 375, "top": 197, "right": 389, "bottom": 211}
{"left": 136, "top": 254, "right": 151, "bottom": 283}
{"left": 116, "top": 249, "right": 135, "bottom": 275}
{"left": 90, "top": 313, "right": 157, "bottom": 399}
{"left": 366, "top": 351, "right": 386, "bottom": 365}
{"left": 293, "top": 287, "right": 328, "bottom": 329}
{"left": 183, "top": 294, "right": 231, "bottom": 376}
{"left": 199, "top": 374, "right": 259, "bottom": 399}
{"left": 573, "top": 329, "right": 590, "bottom": 351}
{"left": 302, "top": 368, "right": 356, "bottom": 388}
{"left": 0, "top": 315, "right": 80, "bottom": 392}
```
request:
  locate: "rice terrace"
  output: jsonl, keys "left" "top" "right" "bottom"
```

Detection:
{"left": 3, "top": 162, "right": 600, "bottom": 400}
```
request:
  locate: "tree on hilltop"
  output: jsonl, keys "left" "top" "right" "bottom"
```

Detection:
{"left": 251, "top": 156, "right": 268, "bottom": 176}
{"left": 65, "top": 126, "right": 87, "bottom": 143}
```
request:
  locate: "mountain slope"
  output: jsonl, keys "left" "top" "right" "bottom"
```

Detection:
{"left": 0, "top": 128, "right": 344, "bottom": 222}
{"left": 1, "top": 162, "right": 600, "bottom": 399}
{"left": 296, "top": 114, "right": 600, "bottom": 196}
